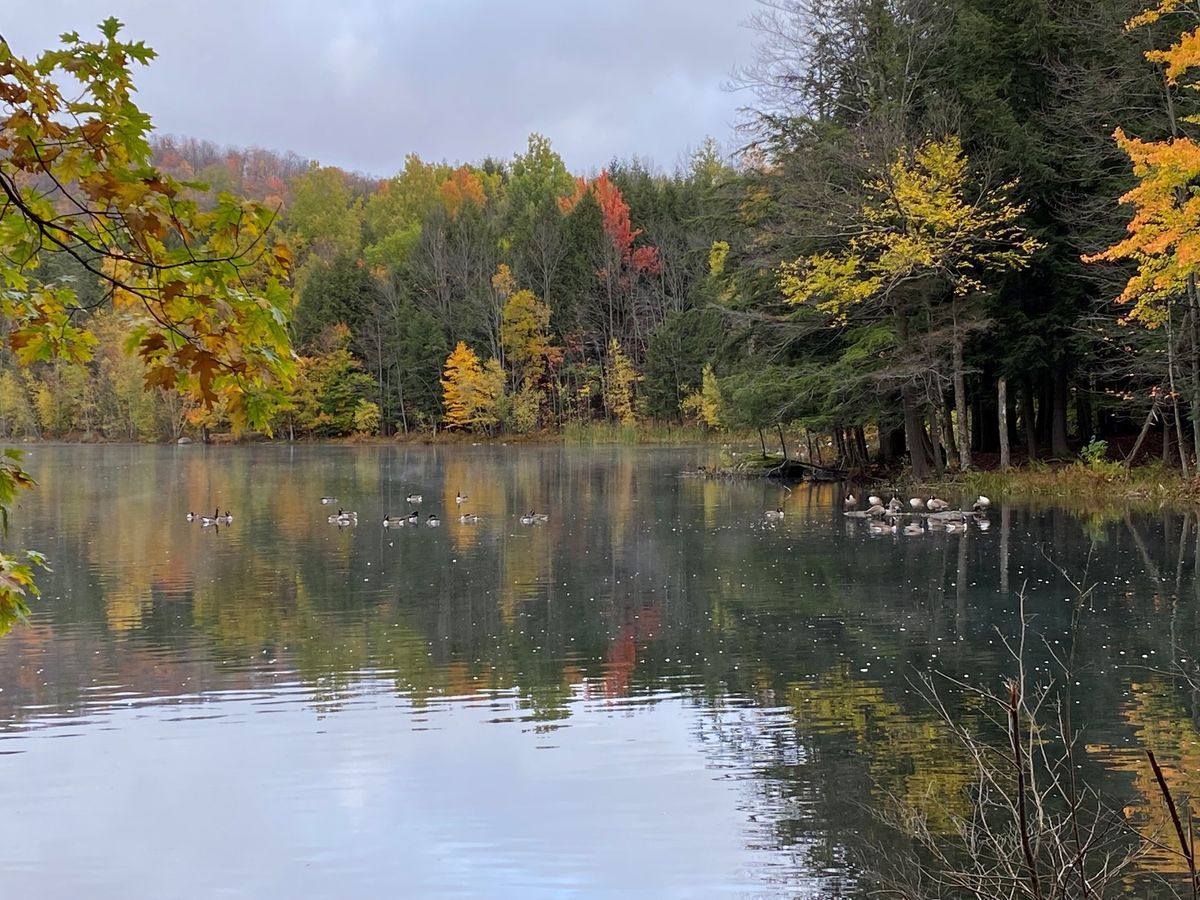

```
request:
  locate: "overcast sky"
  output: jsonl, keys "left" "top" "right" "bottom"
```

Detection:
{"left": 6, "top": 1, "right": 764, "bottom": 176}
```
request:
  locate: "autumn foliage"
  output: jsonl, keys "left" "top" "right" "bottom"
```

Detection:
{"left": 1085, "top": 8, "right": 1200, "bottom": 327}
{"left": 441, "top": 341, "right": 504, "bottom": 431}
{"left": 0, "top": 20, "right": 294, "bottom": 432}
{"left": 560, "top": 171, "right": 661, "bottom": 278}
{"left": 439, "top": 166, "right": 488, "bottom": 220}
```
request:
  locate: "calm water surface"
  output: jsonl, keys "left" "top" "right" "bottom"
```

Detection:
{"left": 1, "top": 445, "right": 1197, "bottom": 898}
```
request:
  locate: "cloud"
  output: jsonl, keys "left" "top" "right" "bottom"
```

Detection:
{"left": 4, "top": 0, "right": 763, "bottom": 175}
{"left": 323, "top": 30, "right": 380, "bottom": 93}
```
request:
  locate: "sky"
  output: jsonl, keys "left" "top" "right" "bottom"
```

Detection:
{"left": 5, "top": 1, "right": 764, "bottom": 177}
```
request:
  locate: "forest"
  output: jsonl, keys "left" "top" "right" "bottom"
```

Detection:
{"left": 4, "top": 0, "right": 1200, "bottom": 479}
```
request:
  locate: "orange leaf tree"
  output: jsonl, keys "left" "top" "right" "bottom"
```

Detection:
{"left": 1085, "top": 2, "right": 1200, "bottom": 463}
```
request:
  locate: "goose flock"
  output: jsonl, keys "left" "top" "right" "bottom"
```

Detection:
{"left": 184, "top": 507, "right": 233, "bottom": 527}
{"left": 187, "top": 489, "right": 551, "bottom": 532}
{"left": 351, "top": 489, "right": 550, "bottom": 530}
{"left": 837, "top": 492, "right": 991, "bottom": 535}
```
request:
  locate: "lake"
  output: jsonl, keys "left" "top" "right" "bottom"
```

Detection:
{"left": 0, "top": 444, "right": 1196, "bottom": 898}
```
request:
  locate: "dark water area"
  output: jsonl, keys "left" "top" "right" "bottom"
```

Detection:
{"left": 0, "top": 444, "right": 1197, "bottom": 898}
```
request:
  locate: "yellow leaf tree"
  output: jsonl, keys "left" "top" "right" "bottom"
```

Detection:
{"left": 604, "top": 339, "right": 640, "bottom": 425}
{"left": 778, "top": 136, "right": 1038, "bottom": 476}
{"left": 1085, "top": 2, "right": 1200, "bottom": 465}
{"left": 442, "top": 341, "right": 483, "bottom": 429}
{"left": 441, "top": 341, "right": 505, "bottom": 432}
{"left": 500, "top": 288, "right": 554, "bottom": 386}
{"left": 681, "top": 364, "right": 723, "bottom": 428}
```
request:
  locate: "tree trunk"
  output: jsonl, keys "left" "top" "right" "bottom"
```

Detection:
{"left": 902, "top": 386, "right": 934, "bottom": 479}
{"left": 929, "top": 408, "right": 945, "bottom": 476}
{"left": 952, "top": 333, "right": 971, "bottom": 469}
{"left": 942, "top": 401, "right": 959, "bottom": 469}
{"left": 1168, "top": 305, "right": 1191, "bottom": 475}
{"left": 999, "top": 377, "right": 1010, "bottom": 472}
{"left": 777, "top": 423, "right": 788, "bottom": 461}
{"left": 1051, "top": 369, "right": 1070, "bottom": 458}
{"left": 897, "top": 308, "right": 934, "bottom": 479}
{"left": 1076, "top": 388, "right": 1092, "bottom": 446}
{"left": 397, "top": 376, "right": 408, "bottom": 434}
{"left": 758, "top": 428, "right": 768, "bottom": 459}
{"left": 1126, "top": 399, "right": 1159, "bottom": 473}
{"left": 1021, "top": 379, "right": 1038, "bottom": 460}
{"left": 1189, "top": 276, "right": 1200, "bottom": 457}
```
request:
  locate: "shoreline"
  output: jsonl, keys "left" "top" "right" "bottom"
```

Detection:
{"left": 10, "top": 435, "right": 1200, "bottom": 506}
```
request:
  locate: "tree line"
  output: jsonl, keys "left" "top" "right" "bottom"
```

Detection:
{"left": 5, "top": 1, "right": 1200, "bottom": 479}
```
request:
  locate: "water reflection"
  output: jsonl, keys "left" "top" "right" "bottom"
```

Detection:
{"left": 0, "top": 445, "right": 1198, "bottom": 896}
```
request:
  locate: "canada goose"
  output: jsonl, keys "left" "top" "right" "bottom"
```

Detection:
{"left": 383, "top": 514, "right": 400, "bottom": 528}
{"left": 945, "top": 520, "right": 968, "bottom": 533}
{"left": 216, "top": 510, "right": 233, "bottom": 524}
{"left": 320, "top": 497, "right": 337, "bottom": 505}
{"left": 868, "top": 494, "right": 883, "bottom": 507}
{"left": 844, "top": 493, "right": 857, "bottom": 509}
{"left": 329, "top": 508, "right": 357, "bottom": 525}
{"left": 765, "top": 507, "right": 785, "bottom": 521}
{"left": 520, "top": 511, "right": 549, "bottom": 525}
{"left": 973, "top": 495, "right": 991, "bottom": 512}
{"left": 909, "top": 497, "right": 924, "bottom": 509}
{"left": 200, "top": 507, "right": 221, "bottom": 526}
{"left": 406, "top": 493, "right": 423, "bottom": 504}
{"left": 427, "top": 514, "right": 441, "bottom": 527}
{"left": 866, "top": 504, "right": 887, "bottom": 518}
{"left": 887, "top": 497, "right": 904, "bottom": 513}
{"left": 869, "top": 520, "right": 897, "bottom": 535}
{"left": 186, "top": 511, "right": 196, "bottom": 521}
{"left": 926, "top": 497, "right": 950, "bottom": 512}
{"left": 407, "top": 510, "right": 419, "bottom": 524}
{"left": 458, "top": 513, "right": 480, "bottom": 524}
{"left": 456, "top": 492, "right": 468, "bottom": 505}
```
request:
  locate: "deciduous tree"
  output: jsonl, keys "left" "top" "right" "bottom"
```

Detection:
{"left": 778, "top": 137, "right": 1038, "bottom": 475}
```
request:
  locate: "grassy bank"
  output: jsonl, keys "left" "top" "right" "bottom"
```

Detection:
{"left": 560, "top": 422, "right": 727, "bottom": 445}
{"left": 922, "top": 460, "right": 1200, "bottom": 507}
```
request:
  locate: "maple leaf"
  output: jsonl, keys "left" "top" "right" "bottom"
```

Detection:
{"left": 190, "top": 350, "right": 222, "bottom": 406}
{"left": 143, "top": 364, "right": 177, "bottom": 391}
